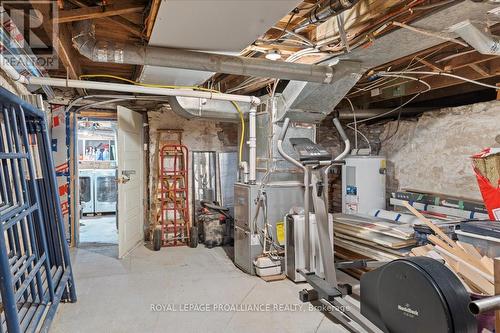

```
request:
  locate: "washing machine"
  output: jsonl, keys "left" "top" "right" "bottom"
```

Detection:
{"left": 94, "top": 169, "right": 117, "bottom": 213}
{"left": 79, "top": 169, "right": 94, "bottom": 215}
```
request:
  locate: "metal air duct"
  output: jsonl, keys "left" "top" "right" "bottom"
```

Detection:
{"left": 451, "top": 20, "right": 500, "bottom": 55}
{"left": 72, "top": 21, "right": 335, "bottom": 84}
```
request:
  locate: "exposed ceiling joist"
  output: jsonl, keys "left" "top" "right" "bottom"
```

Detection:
{"left": 65, "top": 0, "right": 144, "bottom": 38}
{"left": 468, "top": 63, "right": 491, "bottom": 77}
{"left": 58, "top": 24, "right": 82, "bottom": 79}
{"left": 55, "top": 1, "right": 145, "bottom": 24}
{"left": 145, "top": 0, "right": 161, "bottom": 39}
{"left": 358, "top": 58, "right": 500, "bottom": 104}
{"left": 415, "top": 56, "right": 446, "bottom": 73}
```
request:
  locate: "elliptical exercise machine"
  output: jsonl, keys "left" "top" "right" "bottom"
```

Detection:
{"left": 278, "top": 117, "right": 383, "bottom": 333}
{"left": 277, "top": 116, "right": 477, "bottom": 333}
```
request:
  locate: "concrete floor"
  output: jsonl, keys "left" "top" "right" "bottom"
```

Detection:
{"left": 79, "top": 215, "right": 118, "bottom": 244}
{"left": 51, "top": 244, "right": 358, "bottom": 333}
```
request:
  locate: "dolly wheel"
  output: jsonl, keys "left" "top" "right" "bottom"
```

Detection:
{"left": 153, "top": 228, "right": 162, "bottom": 251}
{"left": 189, "top": 226, "right": 198, "bottom": 248}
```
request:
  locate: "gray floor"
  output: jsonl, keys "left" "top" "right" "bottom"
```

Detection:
{"left": 51, "top": 244, "right": 358, "bottom": 333}
{"left": 79, "top": 215, "right": 118, "bottom": 244}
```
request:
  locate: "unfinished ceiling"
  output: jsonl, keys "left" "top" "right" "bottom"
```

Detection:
{"left": 41, "top": 0, "right": 500, "bottom": 115}
{"left": 139, "top": 0, "right": 302, "bottom": 86}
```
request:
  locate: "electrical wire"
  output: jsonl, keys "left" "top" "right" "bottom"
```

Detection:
{"left": 267, "top": 9, "right": 299, "bottom": 43}
{"left": 344, "top": 97, "right": 372, "bottom": 152}
{"left": 376, "top": 71, "right": 500, "bottom": 90}
{"left": 345, "top": 97, "right": 358, "bottom": 150}
{"left": 79, "top": 74, "right": 246, "bottom": 163}
{"left": 392, "top": 21, "right": 468, "bottom": 47}
{"left": 348, "top": 74, "right": 432, "bottom": 125}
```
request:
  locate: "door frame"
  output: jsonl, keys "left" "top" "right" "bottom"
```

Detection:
{"left": 71, "top": 114, "right": 118, "bottom": 247}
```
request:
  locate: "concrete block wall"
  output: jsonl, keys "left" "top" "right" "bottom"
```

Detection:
{"left": 319, "top": 100, "right": 500, "bottom": 203}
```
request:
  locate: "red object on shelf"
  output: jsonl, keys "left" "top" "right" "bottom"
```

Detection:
{"left": 159, "top": 144, "right": 190, "bottom": 246}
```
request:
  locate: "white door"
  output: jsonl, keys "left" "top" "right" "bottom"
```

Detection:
{"left": 117, "top": 106, "right": 144, "bottom": 258}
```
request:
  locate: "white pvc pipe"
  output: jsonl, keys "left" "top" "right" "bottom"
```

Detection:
{"left": 27, "top": 77, "right": 261, "bottom": 105}
{"left": 0, "top": 54, "right": 28, "bottom": 84}
{"left": 248, "top": 106, "right": 257, "bottom": 184}
{"left": 0, "top": 59, "right": 261, "bottom": 105}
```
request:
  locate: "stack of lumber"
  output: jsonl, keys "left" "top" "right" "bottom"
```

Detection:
{"left": 333, "top": 213, "right": 416, "bottom": 262}
{"left": 404, "top": 202, "right": 495, "bottom": 296}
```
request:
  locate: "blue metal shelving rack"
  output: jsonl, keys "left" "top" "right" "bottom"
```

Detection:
{"left": 0, "top": 87, "right": 76, "bottom": 332}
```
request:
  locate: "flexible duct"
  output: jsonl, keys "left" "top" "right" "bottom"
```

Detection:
{"left": 72, "top": 21, "right": 335, "bottom": 84}
{"left": 452, "top": 20, "right": 500, "bottom": 55}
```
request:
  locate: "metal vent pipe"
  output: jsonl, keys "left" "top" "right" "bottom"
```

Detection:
{"left": 452, "top": 20, "right": 500, "bottom": 55}
{"left": 72, "top": 20, "right": 336, "bottom": 84}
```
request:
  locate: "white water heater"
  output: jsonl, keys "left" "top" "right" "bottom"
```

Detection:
{"left": 342, "top": 156, "right": 386, "bottom": 214}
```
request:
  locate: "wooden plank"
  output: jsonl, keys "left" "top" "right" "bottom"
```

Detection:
{"left": 469, "top": 63, "right": 490, "bottom": 77}
{"left": 457, "top": 241, "right": 482, "bottom": 260}
{"left": 335, "top": 238, "right": 401, "bottom": 261}
{"left": 145, "top": 0, "right": 161, "bottom": 39}
{"left": 431, "top": 239, "right": 493, "bottom": 280}
{"left": 104, "top": 16, "right": 144, "bottom": 39}
{"left": 30, "top": 2, "right": 84, "bottom": 93}
{"left": 55, "top": 2, "right": 144, "bottom": 24}
{"left": 403, "top": 201, "right": 456, "bottom": 247}
{"left": 440, "top": 251, "right": 493, "bottom": 294}
{"left": 411, "top": 245, "right": 431, "bottom": 256}
{"left": 66, "top": 0, "right": 144, "bottom": 38}
{"left": 57, "top": 24, "right": 81, "bottom": 79}
{"left": 415, "top": 56, "right": 445, "bottom": 72}
{"left": 334, "top": 232, "right": 411, "bottom": 256}
{"left": 482, "top": 256, "right": 495, "bottom": 276}
{"left": 334, "top": 213, "right": 414, "bottom": 239}
{"left": 334, "top": 224, "right": 416, "bottom": 248}
{"left": 495, "top": 258, "right": 500, "bottom": 332}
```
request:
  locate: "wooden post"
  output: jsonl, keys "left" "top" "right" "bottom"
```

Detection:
{"left": 494, "top": 257, "right": 500, "bottom": 332}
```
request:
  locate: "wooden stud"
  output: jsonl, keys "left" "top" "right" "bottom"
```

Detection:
{"left": 495, "top": 258, "right": 500, "bottom": 332}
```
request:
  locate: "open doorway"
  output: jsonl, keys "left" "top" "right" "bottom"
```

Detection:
{"left": 77, "top": 120, "right": 118, "bottom": 246}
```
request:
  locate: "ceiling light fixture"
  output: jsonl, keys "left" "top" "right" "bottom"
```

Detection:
{"left": 265, "top": 50, "right": 282, "bottom": 61}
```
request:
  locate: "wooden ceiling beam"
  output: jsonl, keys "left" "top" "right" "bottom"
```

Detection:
{"left": 468, "top": 63, "right": 491, "bottom": 77}
{"left": 65, "top": 0, "right": 144, "bottom": 38}
{"left": 31, "top": 2, "right": 83, "bottom": 95}
{"left": 415, "top": 56, "right": 445, "bottom": 73}
{"left": 55, "top": 1, "right": 144, "bottom": 24}
{"left": 145, "top": 0, "right": 161, "bottom": 39}
{"left": 57, "top": 24, "right": 82, "bottom": 79}
{"left": 356, "top": 58, "right": 500, "bottom": 104}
